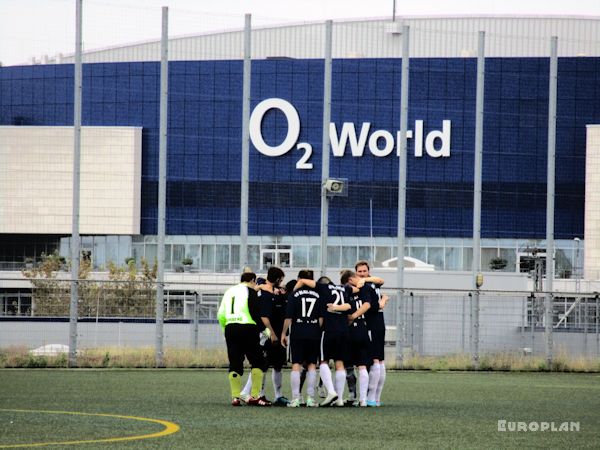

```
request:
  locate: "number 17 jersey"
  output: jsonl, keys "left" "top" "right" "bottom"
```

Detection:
{"left": 285, "top": 287, "right": 322, "bottom": 340}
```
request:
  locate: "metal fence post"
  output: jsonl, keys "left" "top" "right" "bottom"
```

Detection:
{"left": 521, "top": 295, "right": 525, "bottom": 351}
{"left": 240, "top": 13, "right": 251, "bottom": 270}
{"left": 545, "top": 35, "right": 558, "bottom": 369}
{"left": 583, "top": 296, "right": 588, "bottom": 356}
{"left": 193, "top": 292, "right": 199, "bottom": 350}
{"left": 155, "top": 6, "right": 169, "bottom": 368}
{"left": 468, "top": 292, "right": 473, "bottom": 354}
{"left": 471, "top": 30, "right": 485, "bottom": 369}
{"left": 319, "top": 20, "right": 333, "bottom": 278}
{"left": 530, "top": 293, "right": 536, "bottom": 354}
{"left": 595, "top": 294, "right": 600, "bottom": 356}
{"left": 68, "top": 0, "right": 83, "bottom": 368}
{"left": 461, "top": 294, "right": 466, "bottom": 352}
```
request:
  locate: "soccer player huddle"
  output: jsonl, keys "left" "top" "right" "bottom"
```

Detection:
{"left": 218, "top": 260, "right": 389, "bottom": 407}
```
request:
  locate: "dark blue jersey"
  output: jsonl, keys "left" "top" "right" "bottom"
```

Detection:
{"left": 317, "top": 283, "right": 351, "bottom": 333}
{"left": 259, "top": 289, "right": 287, "bottom": 335}
{"left": 362, "top": 282, "right": 385, "bottom": 331}
{"left": 285, "top": 287, "right": 322, "bottom": 340}
{"left": 348, "top": 288, "right": 370, "bottom": 341}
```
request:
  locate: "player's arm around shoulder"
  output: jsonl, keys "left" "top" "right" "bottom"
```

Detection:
{"left": 327, "top": 302, "right": 351, "bottom": 313}
{"left": 365, "top": 276, "right": 385, "bottom": 285}
{"left": 294, "top": 278, "right": 316, "bottom": 290}
{"left": 349, "top": 297, "right": 371, "bottom": 322}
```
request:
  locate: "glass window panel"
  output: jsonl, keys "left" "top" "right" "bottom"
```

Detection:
{"left": 201, "top": 244, "right": 215, "bottom": 271}
{"left": 145, "top": 244, "right": 157, "bottom": 266}
{"left": 341, "top": 246, "right": 358, "bottom": 268}
{"left": 262, "top": 251, "right": 275, "bottom": 269}
{"left": 173, "top": 244, "right": 185, "bottom": 267}
{"left": 358, "top": 246, "right": 372, "bottom": 263}
{"left": 293, "top": 245, "right": 308, "bottom": 268}
{"left": 132, "top": 244, "right": 144, "bottom": 266}
{"left": 162, "top": 244, "right": 173, "bottom": 271}
{"left": 216, "top": 245, "right": 230, "bottom": 272}
{"left": 93, "top": 237, "right": 106, "bottom": 270}
{"left": 444, "top": 246, "right": 462, "bottom": 271}
{"left": 428, "top": 247, "right": 444, "bottom": 270}
{"left": 187, "top": 245, "right": 200, "bottom": 267}
{"left": 463, "top": 247, "right": 473, "bottom": 271}
{"left": 410, "top": 246, "right": 426, "bottom": 262}
{"left": 327, "top": 246, "right": 340, "bottom": 267}
{"left": 309, "top": 246, "right": 320, "bottom": 268}
{"left": 104, "top": 236, "right": 118, "bottom": 266}
{"left": 231, "top": 245, "right": 240, "bottom": 269}
{"left": 482, "top": 248, "right": 498, "bottom": 271}
{"left": 278, "top": 251, "right": 290, "bottom": 268}
{"left": 247, "top": 245, "right": 259, "bottom": 270}
{"left": 374, "top": 246, "right": 391, "bottom": 267}
{"left": 499, "top": 248, "right": 516, "bottom": 273}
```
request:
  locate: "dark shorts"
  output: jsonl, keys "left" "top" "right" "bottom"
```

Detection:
{"left": 289, "top": 336, "right": 320, "bottom": 365}
{"left": 320, "top": 331, "right": 349, "bottom": 363}
{"left": 368, "top": 328, "right": 386, "bottom": 361}
{"left": 349, "top": 334, "right": 371, "bottom": 367}
{"left": 224, "top": 323, "right": 266, "bottom": 374}
{"left": 265, "top": 339, "right": 287, "bottom": 370}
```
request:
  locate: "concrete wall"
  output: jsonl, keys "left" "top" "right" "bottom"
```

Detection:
{"left": 585, "top": 125, "right": 600, "bottom": 280}
{"left": 0, "top": 126, "right": 141, "bottom": 235}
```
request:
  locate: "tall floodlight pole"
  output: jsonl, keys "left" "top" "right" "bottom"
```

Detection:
{"left": 546, "top": 36, "right": 558, "bottom": 369}
{"left": 240, "top": 14, "right": 251, "bottom": 271}
{"left": 68, "top": 0, "right": 83, "bottom": 368}
{"left": 319, "top": 20, "right": 333, "bottom": 277}
{"left": 395, "top": 24, "right": 409, "bottom": 368}
{"left": 472, "top": 31, "right": 485, "bottom": 368}
{"left": 156, "top": 6, "right": 168, "bottom": 368}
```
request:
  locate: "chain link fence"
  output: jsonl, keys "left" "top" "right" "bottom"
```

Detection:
{"left": 2, "top": 280, "right": 598, "bottom": 363}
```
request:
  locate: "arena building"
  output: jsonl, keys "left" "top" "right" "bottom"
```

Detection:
{"left": 1, "top": 15, "right": 600, "bottom": 279}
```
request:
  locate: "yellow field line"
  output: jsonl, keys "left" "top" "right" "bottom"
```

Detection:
{"left": 0, "top": 409, "right": 180, "bottom": 448}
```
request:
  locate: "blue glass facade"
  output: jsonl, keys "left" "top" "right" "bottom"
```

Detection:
{"left": 0, "top": 57, "right": 596, "bottom": 239}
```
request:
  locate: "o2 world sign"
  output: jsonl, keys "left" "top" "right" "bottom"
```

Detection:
{"left": 249, "top": 98, "right": 452, "bottom": 170}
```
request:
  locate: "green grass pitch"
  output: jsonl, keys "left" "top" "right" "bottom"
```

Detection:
{"left": 0, "top": 369, "right": 599, "bottom": 449}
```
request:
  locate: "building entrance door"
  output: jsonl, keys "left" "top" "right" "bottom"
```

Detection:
{"left": 261, "top": 250, "right": 291, "bottom": 270}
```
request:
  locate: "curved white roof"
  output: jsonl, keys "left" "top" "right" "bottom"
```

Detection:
{"left": 48, "top": 15, "right": 600, "bottom": 65}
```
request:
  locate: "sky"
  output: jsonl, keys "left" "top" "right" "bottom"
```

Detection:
{"left": 1, "top": 0, "right": 600, "bottom": 66}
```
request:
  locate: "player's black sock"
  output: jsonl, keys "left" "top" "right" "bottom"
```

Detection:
{"left": 346, "top": 366, "right": 357, "bottom": 399}
{"left": 299, "top": 366, "right": 307, "bottom": 392}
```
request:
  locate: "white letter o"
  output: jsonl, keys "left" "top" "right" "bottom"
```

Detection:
{"left": 249, "top": 98, "right": 300, "bottom": 157}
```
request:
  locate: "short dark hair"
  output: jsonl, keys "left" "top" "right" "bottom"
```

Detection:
{"left": 267, "top": 266, "right": 285, "bottom": 284}
{"left": 285, "top": 279, "right": 297, "bottom": 293}
{"left": 340, "top": 270, "right": 356, "bottom": 285}
{"left": 317, "top": 276, "right": 332, "bottom": 284}
{"left": 240, "top": 272, "right": 256, "bottom": 283}
{"left": 355, "top": 260, "right": 370, "bottom": 271}
{"left": 297, "top": 269, "right": 314, "bottom": 280}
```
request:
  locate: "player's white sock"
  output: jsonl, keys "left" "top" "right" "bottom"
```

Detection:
{"left": 376, "top": 361, "right": 386, "bottom": 403}
{"left": 240, "top": 374, "right": 252, "bottom": 397}
{"left": 358, "top": 367, "right": 369, "bottom": 403}
{"left": 291, "top": 370, "right": 301, "bottom": 400}
{"left": 306, "top": 369, "right": 317, "bottom": 398}
{"left": 335, "top": 369, "right": 346, "bottom": 400}
{"left": 272, "top": 370, "right": 283, "bottom": 398}
{"left": 367, "top": 363, "right": 381, "bottom": 402}
{"left": 319, "top": 362, "right": 336, "bottom": 394}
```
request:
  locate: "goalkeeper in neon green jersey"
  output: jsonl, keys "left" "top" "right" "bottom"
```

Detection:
{"left": 217, "top": 271, "right": 270, "bottom": 406}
